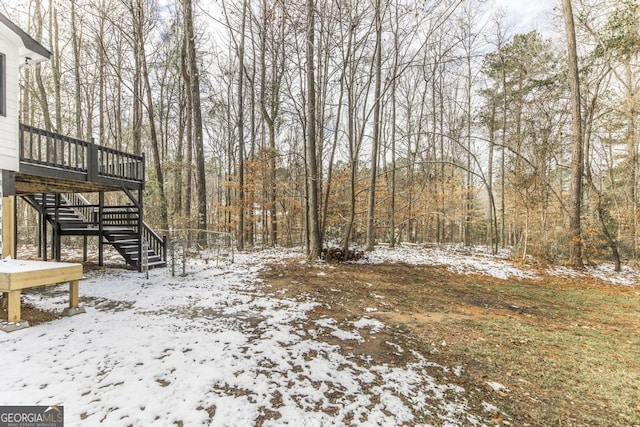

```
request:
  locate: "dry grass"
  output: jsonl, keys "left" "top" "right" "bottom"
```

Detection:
{"left": 260, "top": 260, "right": 640, "bottom": 426}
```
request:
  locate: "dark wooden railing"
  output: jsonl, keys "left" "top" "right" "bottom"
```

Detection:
{"left": 19, "top": 124, "right": 144, "bottom": 185}
{"left": 143, "top": 223, "right": 168, "bottom": 264}
{"left": 19, "top": 124, "right": 89, "bottom": 172}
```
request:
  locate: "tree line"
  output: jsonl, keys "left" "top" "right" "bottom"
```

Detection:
{"left": 4, "top": 0, "right": 639, "bottom": 267}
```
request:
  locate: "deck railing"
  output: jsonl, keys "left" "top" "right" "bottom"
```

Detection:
{"left": 19, "top": 124, "right": 144, "bottom": 184}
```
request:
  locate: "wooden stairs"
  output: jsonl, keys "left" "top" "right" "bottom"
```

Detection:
{"left": 23, "top": 192, "right": 167, "bottom": 269}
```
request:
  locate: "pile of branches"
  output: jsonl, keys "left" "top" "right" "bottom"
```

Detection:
{"left": 321, "top": 246, "right": 367, "bottom": 263}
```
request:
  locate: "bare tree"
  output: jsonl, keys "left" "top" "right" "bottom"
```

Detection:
{"left": 365, "top": 0, "right": 384, "bottom": 252}
{"left": 182, "top": 0, "right": 207, "bottom": 235}
{"left": 563, "top": 0, "right": 585, "bottom": 268}
{"left": 306, "top": 0, "right": 321, "bottom": 259}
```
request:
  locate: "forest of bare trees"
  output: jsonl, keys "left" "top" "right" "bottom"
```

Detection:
{"left": 3, "top": 0, "right": 640, "bottom": 267}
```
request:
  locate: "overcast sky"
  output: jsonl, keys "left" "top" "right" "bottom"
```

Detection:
{"left": 489, "top": 0, "right": 559, "bottom": 35}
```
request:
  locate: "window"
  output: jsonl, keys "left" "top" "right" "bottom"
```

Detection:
{"left": 0, "top": 53, "right": 5, "bottom": 117}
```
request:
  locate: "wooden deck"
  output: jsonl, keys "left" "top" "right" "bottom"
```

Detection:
{"left": 2, "top": 124, "right": 167, "bottom": 271}
{"left": 17, "top": 123, "right": 145, "bottom": 194}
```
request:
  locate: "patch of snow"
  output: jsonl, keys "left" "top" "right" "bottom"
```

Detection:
{"left": 366, "top": 243, "right": 638, "bottom": 286}
{"left": 487, "top": 381, "right": 509, "bottom": 393}
{"left": 548, "top": 263, "right": 640, "bottom": 286}
{"left": 352, "top": 317, "right": 385, "bottom": 333}
{"left": 315, "top": 318, "right": 364, "bottom": 342}
{"left": 367, "top": 244, "right": 537, "bottom": 281}
{"left": 482, "top": 401, "right": 500, "bottom": 413}
{"left": 330, "top": 328, "right": 364, "bottom": 342}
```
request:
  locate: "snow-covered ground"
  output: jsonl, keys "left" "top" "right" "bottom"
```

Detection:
{"left": 1, "top": 244, "right": 636, "bottom": 426}
{"left": 367, "top": 243, "right": 640, "bottom": 286}
{"left": 1, "top": 249, "right": 488, "bottom": 426}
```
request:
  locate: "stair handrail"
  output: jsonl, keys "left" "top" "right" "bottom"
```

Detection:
{"left": 63, "top": 193, "right": 97, "bottom": 224}
{"left": 142, "top": 222, "right": 167, "bottom": 263}
{"left": 120, "top": 185, "right": 167, "bottom": 267}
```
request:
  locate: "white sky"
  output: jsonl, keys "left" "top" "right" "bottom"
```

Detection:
{"left": 490, "top": 0, "right": 559, "bottom": 35}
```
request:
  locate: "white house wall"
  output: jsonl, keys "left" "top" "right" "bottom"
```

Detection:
{"left": 0, "top": 36, "right": 19, "bottom": 172}
{"left": 0, "top": 172, "right": 3, "bottom": 255}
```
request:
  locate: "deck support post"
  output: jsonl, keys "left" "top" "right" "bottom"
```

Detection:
{"left": 7, "top": 290, "right": 21, "bottom": 323}
{"left": 98, "top": 191, "right": 104, "bottom": 266}
{"left": 2, "top": 195, "right": 16, "bottom": 259}
{"left": 41, "top": 193, "right": 47, "bottom": 262}
{"left": 54, "top": 193, "right": 61, "bottom": 262}
{"left": 69, "top": 280, "right": 79, "bottom": 308}
{"left": 138, "top": 189, "right": 143, "bottom": 272}
{"left": 12, "top": 196, "right": 17, "bottom": 258}
{"left": 37, "top": 214, "right": 41, "bottom": 258}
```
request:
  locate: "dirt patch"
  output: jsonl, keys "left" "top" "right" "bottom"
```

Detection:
{"left": 259, "top": 258, "right": 640, "bottom": 426}
{"left": 0, "top": 300, "right": 60, "bottom": 326}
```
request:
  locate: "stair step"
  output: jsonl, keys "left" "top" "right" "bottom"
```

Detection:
{"left": 145, "top": 260, "right": 167, "bottom": 268}
{"left": 58, "top": 226, "right": 96, "bottom": 232}
{"left": 112, "top": 239, "right": 139, "bottom": 245}
{"left": 120, "top": 245, "right": 142, "bottom": 251}
{"left": 128, "top": 250, "right": 159, "bottom": 257}
{"left": 43, "top": 208, "right": 75, "bottom": 212}
{"left": 107, "top": 235, "right": 138, "bottom": 241}
{"left": 130, "top": 254, "right": 161, "bottom": 262}
{"left": 60, "top": 227, "right": 98, "bottom": 232}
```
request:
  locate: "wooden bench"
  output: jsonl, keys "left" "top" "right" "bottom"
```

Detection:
{"left": 0, "top": 259, "right": 83, "bottom": 329}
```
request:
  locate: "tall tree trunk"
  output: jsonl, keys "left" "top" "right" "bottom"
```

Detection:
{"left": 306, "top": 0, "right": 321, "bottom": 260}
{"left": 258, "top": 0, "right": 282, "bottom": 247}
{"left": 131, "top": 0, "right": 143, "bottom": 155}
{"left": 487, "top": 97, "right": 498, "bottom": 254}
{"left": 49, "top": 1, "right": 62, "bottom": 132}
{"left": 174, "top": 90, "right": 185, "bottom": 218}
{"left": 366, "top": 0, "right": 383, "bottom": 252}
{"left": 180, "top": 36, "right": 193, "bottom": 222}
{"left": 183, "top": 0, "right": 207, "bottom": 235}
{"left": 71, "top": 0, "right": 83, "bottom": 139}
{"left": 236, "top": 0, "right": 247, "bottom": 250}
{"left": 562, "top": 0, "right": 584, "bottom": 268}
{"left": 33, "top": 0, "right": 52, "bottom": 131}
{"left": 464, "top": 17, "right": 473, "bottom": 247}
{"left": 135, "top": 0, "right": 169, "bottom": 231}
{"left": 97, "top": 1, "right": 106, "bottom": 144}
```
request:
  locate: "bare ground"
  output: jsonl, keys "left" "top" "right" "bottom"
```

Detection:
{"left": 259, "top": 259, "right": 640, "bottom": 426}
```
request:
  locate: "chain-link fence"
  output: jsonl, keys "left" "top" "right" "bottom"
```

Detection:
{"left": 162, "top": 229, "right": 235, "bottom": 276}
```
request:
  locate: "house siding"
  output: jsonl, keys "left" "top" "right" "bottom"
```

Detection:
{"left": 0, "top": 172, "right": 3, "bottom": 255}
{"left": 0, "top": 37, "right": 19, "bottom": 172}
